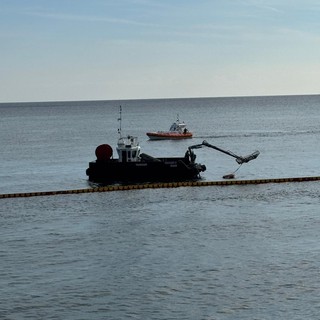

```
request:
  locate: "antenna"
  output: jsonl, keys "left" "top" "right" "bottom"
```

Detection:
{"left": 117, "top": 105, "right": 122, "bottom": 137}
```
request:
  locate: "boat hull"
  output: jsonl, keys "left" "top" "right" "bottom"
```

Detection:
{"left": 86, "top": 157, "right": 205, "bottom": 184}
{"left": 146, "top": 132, "right": 193, "bottom": 140}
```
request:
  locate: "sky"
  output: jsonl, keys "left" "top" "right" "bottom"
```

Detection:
{"left": 1, "top": 0, "right": 320, "bottom": 102}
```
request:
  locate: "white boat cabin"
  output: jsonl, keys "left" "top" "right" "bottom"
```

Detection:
{"left": 116, "top": 135, "right": 141, "bottom": 162}
{"left": 169, "top": 121, "right": 187, "bottom": 133}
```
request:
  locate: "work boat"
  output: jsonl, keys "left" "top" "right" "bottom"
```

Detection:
{"left": 146, "top": 116, "right": 193, "bottom": 140}
{"left": 86, "top": 108, "right": 260, "bottom": 184}
{"left": 86, "top": 135, "right": 206, "bottom": 184}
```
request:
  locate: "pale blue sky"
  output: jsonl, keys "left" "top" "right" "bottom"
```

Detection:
{"left": 1, "top": 0, "right": 320, "bottom": 102}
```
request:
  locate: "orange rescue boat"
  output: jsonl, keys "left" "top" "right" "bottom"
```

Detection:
{"left": 146, "top": 116, "right": 193, "bottom": 140}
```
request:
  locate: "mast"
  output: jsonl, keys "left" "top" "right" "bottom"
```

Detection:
{"left": 117, "top": 105, "right": 122, "bottom": 137}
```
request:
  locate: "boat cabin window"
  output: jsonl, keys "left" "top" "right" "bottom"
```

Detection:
{"left": 121, "top": 150, "right": 138, "bottom": 162}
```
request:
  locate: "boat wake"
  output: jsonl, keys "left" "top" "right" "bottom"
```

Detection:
{"left": 198, "top": 129, "right": 320, "bottom": 140}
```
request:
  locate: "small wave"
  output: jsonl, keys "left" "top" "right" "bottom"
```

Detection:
{"left": 196, "top": 129, "right": 320, "bottom": 140}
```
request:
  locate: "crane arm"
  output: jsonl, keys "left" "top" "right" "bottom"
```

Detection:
{"left": 188, "top": 140, "right": 260, "bottom": 164}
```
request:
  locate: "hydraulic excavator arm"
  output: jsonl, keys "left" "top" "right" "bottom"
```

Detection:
{"left": 188, "top": 140, "right": 260, "bottom": 165}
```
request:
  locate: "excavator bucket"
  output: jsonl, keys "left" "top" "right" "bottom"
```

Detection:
{"left": 236, "top": 150, "right": 260, "bottom": 164}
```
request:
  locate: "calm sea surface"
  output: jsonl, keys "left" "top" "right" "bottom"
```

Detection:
{"left": 1, "top": 95, "right": 320, "bottom": 319}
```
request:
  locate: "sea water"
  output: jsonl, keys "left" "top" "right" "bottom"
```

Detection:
{"left": 1, "top": 95, "right": 320, "bottom": 319}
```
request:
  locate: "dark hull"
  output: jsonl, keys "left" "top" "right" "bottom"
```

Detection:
{"left": 86, "top": 157, "right": 206, "bottom": 184}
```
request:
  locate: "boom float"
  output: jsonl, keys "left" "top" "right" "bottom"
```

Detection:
{"left": 1, "top": 176, "right": 320, "bottom": 199}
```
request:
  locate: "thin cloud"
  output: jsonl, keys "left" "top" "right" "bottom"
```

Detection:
{"left": 21, "top": 9, "right": 158, "bottom": 28}
{"left": 240, "top": 0, "right": 282, "bottom": 13}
